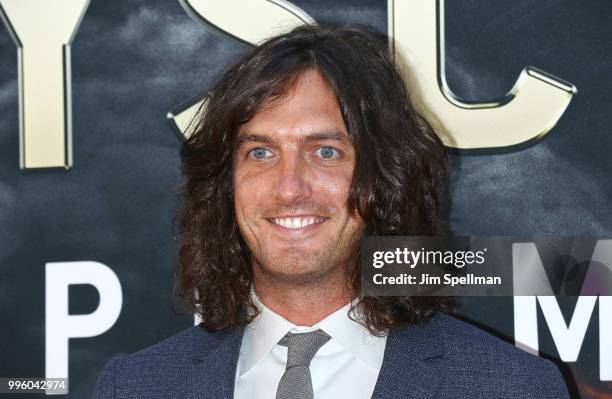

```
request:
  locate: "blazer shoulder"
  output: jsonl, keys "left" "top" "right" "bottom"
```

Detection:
{"left": 91, "top": 325, "right": 225, "bottom": 398}
{"left": 118, "top": 324, "right": 218, "bottom": 364}
{"left": 433, "top": 313, "right": 540, "bottom": 364}
{"left": 430, "top": 313, "right": 569, "bottom": 399}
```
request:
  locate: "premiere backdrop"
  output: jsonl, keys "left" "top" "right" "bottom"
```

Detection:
{"left": 0, "top": 0, "right": 611, "bottom": 398}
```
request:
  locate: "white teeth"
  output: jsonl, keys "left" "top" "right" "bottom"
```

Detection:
{"left": 271, "top": 217, "right": 324, "bottom": 229}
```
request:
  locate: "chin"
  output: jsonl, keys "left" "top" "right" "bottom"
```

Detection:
{"left": 270, "top": 267, "right": 332, "bottom": 286}
{"left": 257, "top": 255, "right": 334, "bottom": 284}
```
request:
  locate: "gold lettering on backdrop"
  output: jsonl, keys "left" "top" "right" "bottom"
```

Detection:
{"left": 169, "top": 0, "right": 314, "bottom": 138}
{"left": 172, "top": 0, "right": 576, "bottom": 150}
{"left": 389, "top": 0, "right": 576, "bottom": 149}
{"left": 0, "top": 0, "right": 91, "bottom": 169}
{"left": 1, "top": 0, "right": 577, "bottom": 163}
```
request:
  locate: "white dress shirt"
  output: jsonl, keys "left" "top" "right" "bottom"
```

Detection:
{"left": 234, "top": 292, "right": 387, "bottom": 399}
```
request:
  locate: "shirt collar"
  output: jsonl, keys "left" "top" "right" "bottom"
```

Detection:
{"left": 238, "top": 290, "right": 387, "bottom": 376}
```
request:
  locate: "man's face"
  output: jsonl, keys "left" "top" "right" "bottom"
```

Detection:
{"left": 233, "top": 69, "right": 364, "bottom": 285}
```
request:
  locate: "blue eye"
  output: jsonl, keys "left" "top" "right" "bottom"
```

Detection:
{"left": 249, "top": 148, "right": 273, "bottom": 159}
{"left": 315, "top": 146, "right": 339, "bottom": 159}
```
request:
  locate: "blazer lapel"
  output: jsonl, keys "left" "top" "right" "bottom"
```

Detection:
{"left": 188, "top": 326, "right": 244, "bottom": 399}
{"left": 371, "top": 314, "right": 446, "bottom": 399}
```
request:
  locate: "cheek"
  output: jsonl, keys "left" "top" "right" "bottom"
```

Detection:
{"left": 234, "top": 170, "right": 271, "bottom": 218}
{"left": 311, "top": 169, "right": 353, "bottom": 208}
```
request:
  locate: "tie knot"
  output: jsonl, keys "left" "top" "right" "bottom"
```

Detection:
{"left": 278, "top": 329, "right": 331, "bottom": 368}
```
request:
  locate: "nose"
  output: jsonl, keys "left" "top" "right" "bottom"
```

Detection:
{"left": 273, "top": 151, "right": 311, "bottom": 204}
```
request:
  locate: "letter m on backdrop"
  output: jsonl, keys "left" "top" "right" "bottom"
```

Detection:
{"left": 513, "top": 239, "right": 612, "bottom": 381}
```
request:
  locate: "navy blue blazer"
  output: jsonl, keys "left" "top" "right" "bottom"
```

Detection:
{"left": 91, "top": 313, "right": 569, "bottom": 398}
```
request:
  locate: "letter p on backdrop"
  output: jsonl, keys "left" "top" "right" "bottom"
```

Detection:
{"left": 45, "top": 261, "right": 122, "bottom": 391}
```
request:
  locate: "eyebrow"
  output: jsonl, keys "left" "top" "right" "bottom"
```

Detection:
{"left": 236, "top": 131, "right": 349, "bottom": 145}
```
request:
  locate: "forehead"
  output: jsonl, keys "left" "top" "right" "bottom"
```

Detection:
{"left": 237, "top": 69, "right": 349, "bottom": 141}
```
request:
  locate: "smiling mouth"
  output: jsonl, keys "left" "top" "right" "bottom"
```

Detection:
{"left": 268, "top": 216, "right": 327, "bottom": 229}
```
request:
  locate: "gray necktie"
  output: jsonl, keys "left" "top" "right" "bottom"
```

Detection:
{"left": 275, "top": 330, "right": 331, "bottom": 399}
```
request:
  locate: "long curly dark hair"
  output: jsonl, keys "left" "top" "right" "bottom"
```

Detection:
{"left": 175, "top": 24, "right": 452, "bottom": 335}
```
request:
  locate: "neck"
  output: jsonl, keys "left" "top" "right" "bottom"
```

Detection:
{"left": 253, "top": 270, "right": 355, "bottom": 326}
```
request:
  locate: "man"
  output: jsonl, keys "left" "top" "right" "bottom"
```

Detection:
{"left": 92, "top": 24, "right": 569, "bottom": 398}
